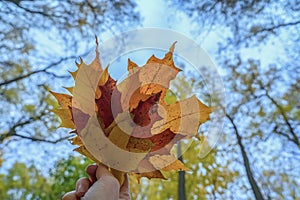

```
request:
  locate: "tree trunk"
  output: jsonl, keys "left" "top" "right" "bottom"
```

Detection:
{"left": 227, "top": 114, "right": 265, "bottom": 200}
{"left": 178, "top": 141, "right": 186, "bottom": 200}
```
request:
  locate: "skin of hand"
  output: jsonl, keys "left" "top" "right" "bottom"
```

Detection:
{"left": 62, "top": 164, "right": 131, "bottom": 200}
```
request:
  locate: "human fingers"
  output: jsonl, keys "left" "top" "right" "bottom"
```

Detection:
{"left": 75, "top": 177, "right": 91, "bottom": 197}
{"left": 62, "top": 190, "right": 78, "bottom": 200}
{"left": 95, "top": 163, "right": 113, "bottom": 179}
{"left": 119, "top": 174, "right": 131, "bottom": 200}
{"left": 83, "top": 164, "right": 120, "bottom": 200}
{"left": 86, "top": 164, "right": 97, "bottom": 183}
{"left": 83, "top": 176, "right": 120, "bottom": 200}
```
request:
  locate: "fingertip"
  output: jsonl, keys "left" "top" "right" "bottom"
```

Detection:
{"left": 86, "top": 164, "right": 97, "bottom": 183}
{"left": 75, "top": 177, "right": 91, "bottom": 197}
{"left": 120, "top": 173, "right": 130, "bottom": 190}
{"left": 62, "top": 191, "right": 77, "bottom": 200}
{"left": 96, "top": 163, "right": 111, "bottom": 179}
{"left": 123, "top": 173, "right": 129, "bottom": 186}
{"left": 119, "top": 174, "right": 131, "bottom": 199}
{"left": 86, "top": 164, "right": 97, "bottom": 174}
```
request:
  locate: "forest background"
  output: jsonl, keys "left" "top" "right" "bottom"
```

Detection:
{"left": 0, "top": 0, "right": 299, "bottom": 199}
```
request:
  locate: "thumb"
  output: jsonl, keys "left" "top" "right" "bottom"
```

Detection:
{"left": 83, "top": 164, "right": 120, "bottom": 200}
{"left": 119, "top": 174, "right": 131, "bottom": 200}
{"left": 95, "top": 164, "right": 113, "bottom": 180}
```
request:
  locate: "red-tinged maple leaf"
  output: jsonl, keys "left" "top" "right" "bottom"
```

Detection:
{"left": 51, "top": 38, "right": 213, "bottom": 185}
{"left": 95, "top": 71, "right": 122, "bottom": 131}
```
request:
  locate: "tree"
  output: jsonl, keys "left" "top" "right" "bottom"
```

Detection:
{"left": 130, "top": 143, "right": 238, "bottom": 200}
{"left": 0, "top": 0, "right": 141, "bottom": 175}
{"left": 221, "top": 59, "right": 300, "bottom": 199}
{"left": 0, "top": 161, "right": 51, "bottom": 200}
{"left": 1, "top": 1, "right": 299, "bottom": 199}
{"left": 129, "top": 75, "right": 238, "bottom": 200}
{"left": 49, "top": 155, "right": 93, "bottom": 199}
{"left": 166, "top": 1, "right": 300, "bottom": 199}
{"left": 0, "top": 1, "right": 141, "bottom": 198}
{"left": 0, "top": 154, "right": 93, "bottom": 199}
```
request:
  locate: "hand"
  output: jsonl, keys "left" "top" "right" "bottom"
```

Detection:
{"left": 62, "top": 164, "right": 130, "bottom": 200}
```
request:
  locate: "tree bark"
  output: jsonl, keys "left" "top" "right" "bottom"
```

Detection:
{"left": 226, "top": 114, "right": 265, "bottom": 200}
{"left": 177, "top": 141, "right": 186, "bottom": 200}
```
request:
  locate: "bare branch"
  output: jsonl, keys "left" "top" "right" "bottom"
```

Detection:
{"left": 256, "top": 20, "right": 300, "bottom": 33}
{"left": 6, "top": 0, "right": 59, "bottom": 18}
{"left": 14, "top": 133, "right": 71, "bottom": 144}
{"left": 1, "top": 118, "right": 33, "bottom": 142}
{"left": 0, "top": 56, "right": 75, "bottom": 87}
{"left": 1, "top": 111, "right": 70, "bottom": 144}
{"left": 264, "top": 91, "right": 299, "bottom": 147}
{"left": 273, "top": 125, "right": 299, "bottom": 146}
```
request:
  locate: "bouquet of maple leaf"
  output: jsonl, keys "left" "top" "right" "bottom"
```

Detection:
{"left": 51, "top": 38, "right": 212, "bottom": 185}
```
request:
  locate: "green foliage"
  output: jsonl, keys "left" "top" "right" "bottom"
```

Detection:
{"left": 0, "top": 156, "right": 93, "bottom": 200}
{"left": 0, "top": 162, "right": 50, "bottom": 200}
{"left": 0, "top": 0, "right": 299, "bottom": 199}
{"left": 165, "top": 1, "right": 300, "bottom": 198}
{"left": 49, "top": 156, "right": 93, "bottom": 199}
{"left": 164, "top": 89, "right": 177, "bottom": 104}
{"left": 0, "top": 2, "right": 141, "bottom": 197}
{"left": 130, "top": 140, "right": 238, "bottom": 199}
{"left": 0, "top": 0, "right": 141, "bottom": 148}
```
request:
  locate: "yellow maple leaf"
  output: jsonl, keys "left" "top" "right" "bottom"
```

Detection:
{"left": 151, "top": 95, "right": 212, "bottom": 135}
{"left": 51, "top": 38, "right": 213, "bottom": 186}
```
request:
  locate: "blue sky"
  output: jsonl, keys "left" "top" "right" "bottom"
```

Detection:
{"left": 1, "top": 0, "right": 290, "bottom": 181}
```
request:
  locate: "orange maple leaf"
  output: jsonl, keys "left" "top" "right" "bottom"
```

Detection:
{"left": 51, "top": 38, "right": 212, "bottom": 185}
